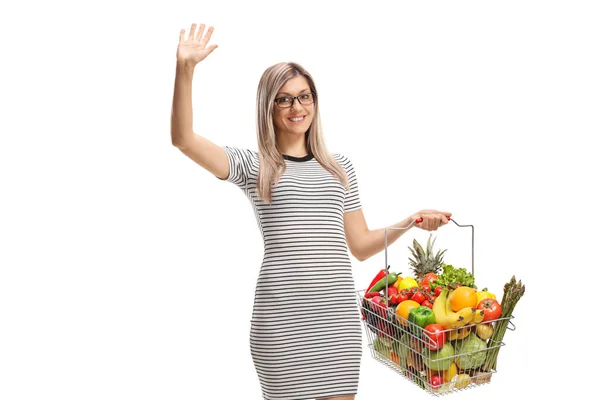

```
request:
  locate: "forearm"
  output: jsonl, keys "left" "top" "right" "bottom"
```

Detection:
{"left": 359, "top": 216, "right": 416, "bottom": 262}
{"left": 170, "top": 62, "right": 195, "bottom": 147}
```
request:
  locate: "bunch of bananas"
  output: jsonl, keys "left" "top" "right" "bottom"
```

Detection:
{"left": 432, "top": 287, "right": 484, "bottom": 329}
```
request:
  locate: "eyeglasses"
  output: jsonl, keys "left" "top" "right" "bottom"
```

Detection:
{"left": 274, "top": 92, "right": 315, "bottom": 108}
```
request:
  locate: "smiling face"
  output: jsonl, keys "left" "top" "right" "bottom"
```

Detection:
{"left": 272, "top": 75, "right": 315, "bottom": 138}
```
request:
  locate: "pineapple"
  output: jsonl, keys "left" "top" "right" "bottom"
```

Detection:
{"left": 408, "top": 234, "right": 447, "bottom": 282}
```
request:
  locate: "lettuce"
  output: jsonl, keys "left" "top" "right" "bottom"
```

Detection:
{"left": 431, "top": 264, "right": 476, "bottom": 289}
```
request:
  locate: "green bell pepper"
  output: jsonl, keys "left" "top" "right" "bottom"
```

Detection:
{"left": 408, "top": 305, "right": 435, "bottom": 330}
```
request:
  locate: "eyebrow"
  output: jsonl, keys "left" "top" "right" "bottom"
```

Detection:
{"left": 276, "top": 88, "right": 311, "bottom": 96}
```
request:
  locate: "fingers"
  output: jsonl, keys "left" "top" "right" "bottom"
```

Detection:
{"left": 201, "top": 26, "right": 215, "bottom": 47}
{"left": 195, "top": 24, "right": 206, "bottom": 41}
{"left": 415, "top": 210, "right": 452, "bottom": 231}
{"left": 187, "top": 23, "right": 197, "bottom": 41}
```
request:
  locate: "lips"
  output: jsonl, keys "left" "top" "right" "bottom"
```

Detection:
{"left": 288, "top": 115, "right": 306, "bottom": 123}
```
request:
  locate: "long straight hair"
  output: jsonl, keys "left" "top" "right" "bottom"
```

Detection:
{"left": 255, "top": 62, "right": 350, "bottom": 204}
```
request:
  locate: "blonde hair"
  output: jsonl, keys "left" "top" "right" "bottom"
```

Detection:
{"left": 255, "top": 62, "right": 350, "bottom": 204}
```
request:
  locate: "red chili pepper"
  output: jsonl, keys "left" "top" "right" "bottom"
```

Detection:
{"left": 367, "top": 268, "right": 388, "bottom": 292}
{"left": 364, "top": 291, "right": 381, "bottom": 299}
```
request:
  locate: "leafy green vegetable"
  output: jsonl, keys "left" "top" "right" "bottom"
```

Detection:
{"left": 454, "top": 334, "right": 487, "bottom": 369}
{"left": 431, "top": 264, "right": 477, "bottom": 289}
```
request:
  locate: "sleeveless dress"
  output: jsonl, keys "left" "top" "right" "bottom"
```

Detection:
{"left": 216, "top": 147, "right": 363, "bottom": 400}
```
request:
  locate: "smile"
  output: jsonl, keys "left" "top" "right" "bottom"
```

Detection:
{"left": 288, "top": 116, "right": 306, "bottom": 123}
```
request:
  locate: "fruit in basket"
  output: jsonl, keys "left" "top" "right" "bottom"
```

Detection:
{"left": 472, "top": 309, "right": 485, "bottom": 324}
{"left": 454, "top": 334, "right": 487, "bottom": 370}
{"left": 422, "top": 342, "right": 455, "bottom": 372}
{"left": 449, "top": 286, "right": 478, "bottom": 312}
{"left": 449, "top": 327, "right": 471, "bottom": 341}
{"left": 419, "top": 272, "right": 438, "bottom": 287}
{"left": 454, "top": 374, "right": 472, "bottom": 389}
{"left": 477, "top": 298, "right": 502, "bottom": 322}
{"left": 432, "top": 288, "right": 469, "bottom": 329}
{"left": 396, "top": 276, "right": 418, "bottom": 291}
{"left": 408, "top": 234, "right": 447, "bottom": 281}
{"left": 428, "top": 374, "right": 444, "bottom": 391}
{"left": 444, "top": 362, "right": 458, "bottom": 383}
{"left": 475, "top": 288, "right": 496, "bottom": 304}
{"left": 476, "top": 323, "right": 494, "bottom": 340}
{"left": 423, "top": 324, "right": 446, "bottom": 350}
{"left": 395, "top": 300, "right": 420, "bottom": 326}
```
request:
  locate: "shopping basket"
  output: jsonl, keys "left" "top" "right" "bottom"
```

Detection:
{"left": 356, "top": 218, "right": 516, "bottom": 395}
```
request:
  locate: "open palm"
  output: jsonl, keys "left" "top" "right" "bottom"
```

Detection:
{"left": 177, "top": 23, "right": 218, "bottom": 65}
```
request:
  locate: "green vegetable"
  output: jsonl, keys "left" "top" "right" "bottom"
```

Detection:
{"left": 368, "top": 273, "right": 399, "bottom": 293}
{"left": 431, "top": 264, "right": 476, "bottom": 289}
{"left": 373, "top": 336, "right": 392, "bottom": 358}
{"left": 392, "top": 334, "right": 411, "bottom": 368}
{"left": 454, "top": 334, "right": 487, "bottom": 370}
{"left": 483, "top": 275, "right": 525, "bottom": 371}
{"left": 422, "top": 342, "right": 455, "bottom": 371}
{"left": 408, "top": 306, "right": 436, "bottom": 330}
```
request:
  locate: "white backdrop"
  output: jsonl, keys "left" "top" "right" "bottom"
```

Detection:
{"left": 1, "top": 0, "right": 598, "bottom": 399}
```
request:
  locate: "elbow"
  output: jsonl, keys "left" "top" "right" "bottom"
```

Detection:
{"left": 353, "top": 250, "right": 367, "bottom": 262}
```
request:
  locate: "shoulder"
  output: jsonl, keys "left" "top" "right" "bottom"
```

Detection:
{"left": 331, "top": 152, "right": 356, "bottom": 170}
{"left": 223, "top": 146, "right": 259, "bottom": 162}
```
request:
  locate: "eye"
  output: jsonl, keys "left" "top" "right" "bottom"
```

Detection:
{"left": 276, "top": 96, "right": 292, "bottom": 103}
{"left": 300, "top": 94, "right": 310, "bottom": 100}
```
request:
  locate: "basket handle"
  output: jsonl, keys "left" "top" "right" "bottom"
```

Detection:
{"left": 384, "top": 217, "right": 475, "bottom": 278}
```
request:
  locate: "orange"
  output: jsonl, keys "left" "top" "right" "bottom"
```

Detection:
{"left": 449, "top": 286, "right": 478, "bottom": 312}
{"left": 395, "top": 300, "right": 420, "bottom": 326}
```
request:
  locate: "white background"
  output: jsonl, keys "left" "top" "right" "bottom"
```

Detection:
{"left": 1, "top": 0, "right": 598, "bottom": 399}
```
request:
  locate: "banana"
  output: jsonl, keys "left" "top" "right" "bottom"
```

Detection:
{"left": 433, "top": 288, "right": 465, "bottom": 329}
{"left": 472, "top": 309, "right": 485, "bottom": 324}
{"left": 449, "top": 327, "right": 471, "bottom": 341}
{"left": 432, "top": 288, "right": 449, "bottom": 321}
{"left": 456, "top": 307, "right": 477, "bottom": 326}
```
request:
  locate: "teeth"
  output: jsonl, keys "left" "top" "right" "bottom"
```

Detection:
{"left": 289, "top": 116, "right": 304, "bottom": 122}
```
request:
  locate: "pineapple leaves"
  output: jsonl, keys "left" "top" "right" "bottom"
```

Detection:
{"left": 407, "top": 234, "right": 447, "bottom": 281}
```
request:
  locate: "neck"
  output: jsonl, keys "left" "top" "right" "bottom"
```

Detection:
{"left": 276, "top": 131, "right": 309, "bottom": 157}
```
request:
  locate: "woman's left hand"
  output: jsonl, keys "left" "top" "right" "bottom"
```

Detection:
{"left": 412, "top": 209, "right": 452, "bottom": 231}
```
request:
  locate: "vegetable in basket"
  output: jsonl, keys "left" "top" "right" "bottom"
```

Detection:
{"left": 431, "top": 264, "right": 476, "bottom": 289}
{"left": 369, "top": 272, "right": 400, "bottom": 293}
{"left": 483, "top": 276, "right": 526, "bottom": 371}
{"left": 408, "top": 306, "right": 436, "bottom": 329}
{"left": 454, "top": 334, "right": 487, "bottom": 370}
{"left": 422, "top": 342, "right": 455, "bottom": 371}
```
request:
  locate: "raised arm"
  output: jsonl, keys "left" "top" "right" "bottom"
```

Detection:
{"left": 171, "top": 23, "right": 229, "bottom": 180}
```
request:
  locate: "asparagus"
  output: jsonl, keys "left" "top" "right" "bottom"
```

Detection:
{"left": 482, "top": 275, "right": 526, "bottom": 371}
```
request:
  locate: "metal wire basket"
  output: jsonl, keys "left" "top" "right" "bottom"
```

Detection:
{"left": 357, "top": 218, "right": 516, "bottom": 395}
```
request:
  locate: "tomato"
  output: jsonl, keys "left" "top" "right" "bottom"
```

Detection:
{"left": 420, "top": 284, "right": 431, "bottom": 294}
{"left": 477, "top": 298, "right": 503, "bottom": 321}
{"left": 420, "top": 272, "right": 438, "bottom": 286}
{"left": 423, "top": 323, "right": 446, "bottom": 350}
{"left": 411, "top": 290, "right": 426, "bottom": 305}
{"left": 397, "top": 289, "right": 410, "bottom": 303}
{"left": 421, "top": 299, "right": 433, "bottom": 309}
{"left": 434, "top": 286, "right": 443, "bottom": 296}
{"left": 429, "top": 374, "right": 443, "bottom": 390}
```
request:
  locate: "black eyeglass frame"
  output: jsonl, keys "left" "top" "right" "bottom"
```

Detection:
{"left": 273, "top": 92, "right": 316, "bottom": 108}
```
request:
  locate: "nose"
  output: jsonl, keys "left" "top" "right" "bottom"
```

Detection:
{"left": 290, "top": 97, "right": 304, "bottom": 111}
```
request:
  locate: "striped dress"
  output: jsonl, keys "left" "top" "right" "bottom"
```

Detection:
{"left": 216, "top": 146, "right": 363, "bottom": 400}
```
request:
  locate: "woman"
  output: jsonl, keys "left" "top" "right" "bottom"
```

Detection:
{"left": 171, "top": 22, "right": 451, "bottom": 400}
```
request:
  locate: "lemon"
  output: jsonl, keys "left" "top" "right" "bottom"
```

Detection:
{"left": 397, "top": 276, "right": 418, "bottom": 290}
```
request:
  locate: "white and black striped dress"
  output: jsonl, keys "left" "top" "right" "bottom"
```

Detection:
{"left": 216, "top": 146, "right": 363, "bottom": 400}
